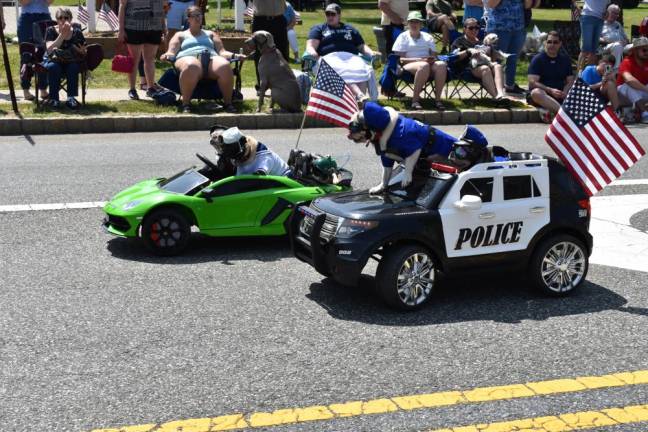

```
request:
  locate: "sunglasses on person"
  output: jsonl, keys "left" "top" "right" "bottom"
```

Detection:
{"left": 465, "top": 26, "right": 479, "bottom": 30}
{"left": 57, "top": 16, "right": 71, "bottom": 21}
{"left": 325, "top": 12, "right": 338, "bottom": 17}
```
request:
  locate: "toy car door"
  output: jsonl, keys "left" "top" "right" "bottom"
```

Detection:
{"left": 438, "top": 168, "right": 549, "bottom": 258}
{"left": 198, "top": 177, "right": 286, "bottom": 230}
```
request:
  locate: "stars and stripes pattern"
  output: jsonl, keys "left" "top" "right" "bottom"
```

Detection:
{"left": 98, "top": 3, "right": 119, "bottom": 31}
{"left": 305, "top": 60, "right": 358, "bottom": 128}
{"left": 544, "top": 78, "right": 645, "bottom": 196}
{"left": 77, "top": 4, "right": 89, "bottom": 25}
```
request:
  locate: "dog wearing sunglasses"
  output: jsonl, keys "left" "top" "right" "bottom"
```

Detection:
{"left": 244, "top": 31, "right": 302, "bottom": 113}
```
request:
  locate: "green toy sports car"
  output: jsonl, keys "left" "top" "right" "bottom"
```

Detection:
{"left": 103, "top": 150, "right": 352, "bottom": 255}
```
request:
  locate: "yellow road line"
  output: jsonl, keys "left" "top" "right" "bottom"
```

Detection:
{"left": 89, "top": 369, "right": 648, "bottom": 432}
{"left": 428, "top": 403, "right": 648, "bottom": 432}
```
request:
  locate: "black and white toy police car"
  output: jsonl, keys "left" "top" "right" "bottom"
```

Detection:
{"left": 289, "top": 152, "right": 593, "bottom": 310}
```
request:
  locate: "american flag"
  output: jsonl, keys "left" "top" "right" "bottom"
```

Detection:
{"left": 305, "top": 60, "right": 358, "bottom": 128}
{"left": 244, "top": 1, "right": 253, "bottom": 17}
{"left": 77, "top": 4, "right": 89, "bottom": 25}
{"left": 544, "top": 78, "right": 645, "bottom": 196}
{"left": 99, "top": 3, "right": 119, "bottom": 31}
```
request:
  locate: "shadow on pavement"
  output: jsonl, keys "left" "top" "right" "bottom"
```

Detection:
{"left": 106, "top": 234, "right": 292, "bottom": 264}
{"left": 306, "top": 273, "right": 644, "bottom": 325}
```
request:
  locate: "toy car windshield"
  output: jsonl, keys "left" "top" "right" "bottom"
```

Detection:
{"left": 386, "top": 164, "right": 456, "bottom": 205}
{"left": 159, "top": 169, "right": 209, "bottom": 195}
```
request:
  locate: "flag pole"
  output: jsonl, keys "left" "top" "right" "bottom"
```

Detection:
{"left": 0, "top": 7, "right": 19, "bottom": 115}
{"left": 295, "top": 58, "right": 323, "bottom": 150}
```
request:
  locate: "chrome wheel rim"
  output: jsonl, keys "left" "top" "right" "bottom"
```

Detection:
{"left": 150, "top": 217, "right": 183, "bottom": 248}
{"left": 540, "top": 241, "right": 586, "bottom": 293}
{"left": 396, "top": 253, "right": 435, "bottom": 306}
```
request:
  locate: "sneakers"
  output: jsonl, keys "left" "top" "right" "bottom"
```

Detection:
{"left": 66, "top": 97, "right": 80, "bottom": 110}
{"left": 146, "top": 87, "right": 159, "bottom": 98}
{"left": 223, "top": 104, "right": 237, "bottom": 113}
{"left": 45, "top": 99, "right": 61, "bottom": 108}
{"left": 128, "top": 89, "right": 139, "bottom": 100}
{"left": 505, "top": 84, "right": 527, "bottom": 95}
{"left": 181, "top": 104, "right": 192, "bottom": 114}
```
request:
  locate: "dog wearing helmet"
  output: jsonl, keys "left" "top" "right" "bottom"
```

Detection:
{"left": 347, "top": 101, "right": 458, "bottom": 194}
{"left": 211, "top": 126, "right": 291, "bottom": 177}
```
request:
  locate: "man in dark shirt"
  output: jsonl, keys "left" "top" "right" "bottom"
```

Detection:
{"left": 527, "top": 31, "right": 574, "bottom": 118}
{"left": 306, "top": 3, "right": 367, "bottom": 58}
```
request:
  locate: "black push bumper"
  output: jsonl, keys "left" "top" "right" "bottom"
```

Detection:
{"left": 288, "top": 206, "right": 365, "bottom": 287}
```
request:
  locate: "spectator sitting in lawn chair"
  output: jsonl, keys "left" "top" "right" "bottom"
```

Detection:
{"left": 450, "top": 18, "right": 510, "bottom": 104}
{"left": 600, "top": 4, "right": 628, "bottom": 69}
{"left": 305, "top": 3, "right": 379, "bottom": 101}
{"left": 391, "top": 11, "right": 448, "bottom": 111}
{"left": 42, "top": 8, "right": 86, "bottom": 109}
{"left": 159, "top": 6, "right": 243, "bottom": 113}
{"left": 527, "top": 31, "right": 575, "bottom": 123}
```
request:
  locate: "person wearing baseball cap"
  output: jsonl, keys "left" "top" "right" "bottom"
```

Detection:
{"left": 305, "top": 3, "right": 378, "bottom": 100}
{"left": 617, "top": 37, "right": 648, "bottom": 124}
{"left": 391, "top": 11, "right": 448, "bottom": 110}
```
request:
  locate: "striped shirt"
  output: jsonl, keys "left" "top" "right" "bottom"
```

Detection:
{"left": 124, "top": 0, "right": 165, "bottom": 31}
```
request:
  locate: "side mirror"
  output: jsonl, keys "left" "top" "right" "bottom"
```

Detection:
{"left": 454, "top": 194, "right": 482, "bottom": 211}
{"left": 202, "top": 188, "right": 215, "bottom": 203}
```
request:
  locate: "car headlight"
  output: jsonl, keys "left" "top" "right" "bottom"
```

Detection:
{"left": 122, "top": 199, "right": 143, "bottom": 211}
{"left": 336, "top": 218, "right": 379, "bottom": 238}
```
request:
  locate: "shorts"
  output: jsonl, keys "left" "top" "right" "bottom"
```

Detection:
{"left": 166, "top": 0, "right": 194, "bottom": 30}
{"left": 427, "top": 17, "right": 441, "bottom": 32}
{"left": 526, "top": 91, "right": 564, "bottom": 106}
{"left": 618, "top": 83, "right": 648, "bottom": 105}
{"left": 125, "top": 29, "right": 163, "bottom": 45}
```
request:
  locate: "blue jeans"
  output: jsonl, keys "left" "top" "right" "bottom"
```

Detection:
{"left": 18, "top": 12, "right": 52, "bottom": 90}
{"left": 494, "top": 28, "right": 526, "bottom": 87}
{"left": 44, "top": 61, "right": 80, "bottom": 101}
{"left": 580, "top": 14, "right": 603, "bottom": 53}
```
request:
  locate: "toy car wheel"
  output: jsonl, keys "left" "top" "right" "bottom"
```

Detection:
{"left": 530, "top": 234, "right": 588, "bottom": 296}
{"left": 141, "top": 208, "right": 191, "bottom": 256}
{"left": 376, "top": 244, "right": 436, "bottom": 310}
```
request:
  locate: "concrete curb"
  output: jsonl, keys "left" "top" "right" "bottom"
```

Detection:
{"left": 0, "top": 108, "right": 543, "bottom": 135}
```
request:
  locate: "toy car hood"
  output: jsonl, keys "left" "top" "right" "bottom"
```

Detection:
{"left": 312, "top": 190, "right": 416, "bottom": 219}
{"left": 103, "top": 179, "right": 168, "bottom": 214}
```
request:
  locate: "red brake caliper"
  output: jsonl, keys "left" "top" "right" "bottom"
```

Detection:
{"left": 150, "top": 222, "right": 161, "bottom": 246}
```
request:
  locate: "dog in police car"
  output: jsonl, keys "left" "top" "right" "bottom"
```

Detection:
{"left": 244, "top": 31, "right": 302, "bottom": 113}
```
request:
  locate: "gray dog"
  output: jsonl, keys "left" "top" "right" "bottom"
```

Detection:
{"left": 244, "top": 31, "right": 302, "bottom": 113}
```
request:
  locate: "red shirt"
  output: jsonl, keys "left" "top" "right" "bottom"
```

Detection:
{"left": 617, "top": 55, "right": 648, "bottom": 86}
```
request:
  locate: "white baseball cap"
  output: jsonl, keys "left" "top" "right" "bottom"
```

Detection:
{"left": 221, "top": 127, "right": 245, "bottom": 144}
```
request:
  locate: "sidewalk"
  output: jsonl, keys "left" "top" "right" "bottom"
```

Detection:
{"left": 0, "top": 92, "right": 542, "bottom": 136}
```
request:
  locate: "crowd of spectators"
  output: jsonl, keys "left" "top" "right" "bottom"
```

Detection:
{"left": 5, "top": 0, "right": 648, "bottom": 123}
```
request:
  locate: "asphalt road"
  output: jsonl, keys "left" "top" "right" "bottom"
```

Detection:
{"left": 1, "top": 125, "right": 648, "bottom": 432}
